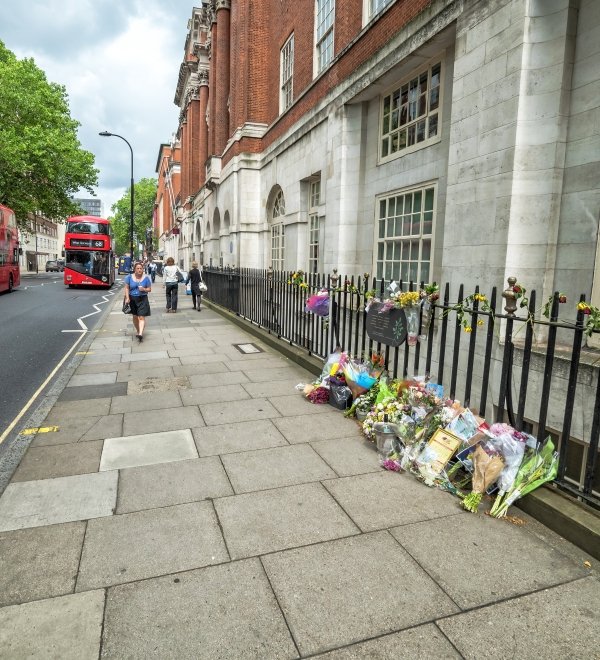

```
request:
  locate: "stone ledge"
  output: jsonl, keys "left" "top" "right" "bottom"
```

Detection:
{"left": 517, "top": 486, "right": 600, "bottom": 561}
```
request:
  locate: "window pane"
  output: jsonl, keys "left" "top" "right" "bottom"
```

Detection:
{"left": 401, "top": 262, "right": 409, "bottom": 281}
{"left": 423, "top": 211, "right": 433, "bottom": 235}
{"left": 381, "top": 138, "right": 389, "bottom": 158}
{"left": 422, "top": 239, "right": 431, "bottom": 261}
{"left": 379, "top": 219, "right": 385, "bottom": 238}
{"left": 377, "top": 261, "right": 383, "bottom": 279}
{"left": 409, "top": 261, "right": 418, "bottom": 281}
{"left": 394, "top": 217, "right": 402, "bottom": 236}
{"left": 388, "top": 197, "right": 395, "bottom": 216}
{"left": 411, "top": 213, "right": 420, "bottom": 235}
{"left": 386, "top": 242, "right": 394, "bottom": 259}
{"left": 386, "top": 219, "right": 394, "bottom": 237}
{"left": 378, "top": 243, "right": 384, "bottom": 259}
{"left": 428, "top": 113, "right": 438, "bottom": 138}
{"left": 392, "top": 261, "right": 400, "bottom": 280}
{"left": 421, "top": 262, "right": 430, "bottom": 283}
{"left": 385, "top": 262, "right": 392, "bottom": 279}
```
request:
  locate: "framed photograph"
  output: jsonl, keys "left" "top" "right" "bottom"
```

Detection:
{"left": 418, "top": 427, "right": 463, "bottom": 474}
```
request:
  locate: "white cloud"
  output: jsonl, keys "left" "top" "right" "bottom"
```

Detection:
{"left": 0, "top": 0, "right": 193, "bottom": 218}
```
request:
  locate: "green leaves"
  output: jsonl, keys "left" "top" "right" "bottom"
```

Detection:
{"left": 109, "top": 177, "right": 157, "bottom": 255}
{"left": 0, "top": 40, "right": 98, "bottom": 225}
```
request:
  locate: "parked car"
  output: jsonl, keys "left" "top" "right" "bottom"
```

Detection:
{"left": 45, "top": 260, "right": 64, "bottom": 272}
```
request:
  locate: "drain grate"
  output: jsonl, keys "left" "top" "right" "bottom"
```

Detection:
{"left": 233, "top": 343, "right": 263, "bottom": 354}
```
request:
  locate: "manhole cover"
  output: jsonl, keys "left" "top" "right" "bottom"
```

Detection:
{"left": 233, "top": 343, "right": 263, "bottom": 354}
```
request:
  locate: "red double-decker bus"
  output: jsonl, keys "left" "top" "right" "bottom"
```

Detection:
{"left": 0, "top": 204, "right": 20, "bottom": 294}
{"left": 64, "top": 215, "right": 115, "bottom": 288}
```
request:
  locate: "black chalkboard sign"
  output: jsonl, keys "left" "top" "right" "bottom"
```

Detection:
{"left": 366, "top": 302, "right": 407, "bottom": 347}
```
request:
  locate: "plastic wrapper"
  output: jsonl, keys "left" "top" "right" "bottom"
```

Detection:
{"left": 328, "top": 382, "right": 353, "bottom": 410}
{"left": 305, "top": 291, "right": 330, "bottom": 316}
{"left": 489, "top": 431, "right": 527, "bottom": 495}
{"left": 462, "top": 442, "right": 505, "bottom": 512}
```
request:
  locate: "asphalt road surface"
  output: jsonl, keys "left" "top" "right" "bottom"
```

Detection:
{"left": 0, "top": 272, "right": 123, "bottom": 451}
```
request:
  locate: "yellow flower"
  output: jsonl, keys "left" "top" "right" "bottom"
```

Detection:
{"left": 477, "top": 319, "right": 484, "bottom": 327}
{"left": 464, "top": 326, "right": 472, "bottom": 333}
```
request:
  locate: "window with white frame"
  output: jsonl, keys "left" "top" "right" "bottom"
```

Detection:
{"left": 271, "top": 189, "right": 286, "bottom": 270}
{"left": 367, "top": 0, "right": 394, "bottom": 21}
{"left": 380, "top": 61, "right": 442, "bottom": 160}
{"left": 376, "top": 184, "right": 435, "bottom": 283}
{"left": 308, "top": 179, "right": 321, "bottom": 273}
{"left": 280, "top": 34, "right": 294, "bottom": 112}
{"left": 315, "top": 0, "right": 335, "bottom": 74}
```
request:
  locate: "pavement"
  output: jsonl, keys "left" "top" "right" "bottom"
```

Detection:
{"left": 0, "top": 279, "right": 599, "bottom": 659}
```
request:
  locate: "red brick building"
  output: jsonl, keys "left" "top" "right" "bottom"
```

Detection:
{"left": 157, "top": 0, "right": 600, "bottom": 330}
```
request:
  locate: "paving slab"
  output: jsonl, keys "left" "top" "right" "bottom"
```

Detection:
{"left": 193, "top": 419, "right": 288, "bottom": 456}
{"left": 0, "top": 522, "right": 86, "bottom": 607}
{"left": 80, "top": 353, "right": 122, "bottom": 365}
{"left": 180, "top": 383, "right": 251, "bottom": 406}
{"left": 242, "top": 379, "right": 310, "bottom": 398}
{"left": 173, "top": 361, "right": 230, "bottom": 377}
{"left": 240, "top": 365, "right": 315, "bottom": 382}
{"left": 109, "top": 389, "right": 182, "bottom": 414}
{"left": 11, "top": 440, "right": 103, "bottom": 482}
{"left": 390, "top": 512, "right": 589, "bottom": 609}
{"left": 323, "top": 471, "right": 462, "bottom": 532}
{"left": 188, "top": 370, "right": 249, "bottom": 387}
{"left": 0, "top": 590, "right": 105, "bottom": 660}
{"left": 116, "top": 366, "right": 175, "bottom": 382}
{"left": 167, "top": 345, "right": 219, "bottom": 357}
{"left": 269, "top": 394, "right": 334, "bottom": 417}
{"left": 226, "top": 358, "right": 297, "bottom": 373}
{"left": 312, "top": 624, "right": 461, "bottom": 659}
{"left": 200, "top": 397, "right": 281, "bottom": 426}
{"left": 310, "top": 437, "right": 381, "bottom": 477}
{"left": 127, "top": 375, "right": 190, "bottom": 394}
{"left": 179, "top": 352, "right": 231, "bottom": 365}
{"left": 101, "top": 559, "right": 298, "bottom": 659}
{"left": 100, "top": 429, "right": 198, "bottom": 471}
{"left": 121, "top": 350, "right": 170, "bottom": 363}
{"left": 80, "top": 414, "right": 124, "bottom": 442}
{"left": 215, "top": 482, "right": 359, "bottom": 559}
{"left": 76, "top": 501, "right": 229, "bottom": 590}
{"left": 273, "top": 411, "right": 363, "bottom": 444}
{"left": 44, "top": 397, "right": 112, "bottom": 423}
{"left": 222, "top": 444, "right": 336, "bottom": 493}
{"left": 30, "top": 416, "right": 101, "bottom": 447}
{"left": 67, "top": 372, "right": 117, "bottom": 387}
{"left": 116, "top": 357, "right": 181, "bottom": 372}
{"left": 262, "top": 531, "right": 459, "bottom": 656}
{"left": 117, "top": 457, "right": 233, "bottom": 514}
{"left": 0, "top": 471, "right": 118, "bottom": 532}
{"left": 58, "top": 382, "right": 128, "bottom": 402}
{"left": 122, "top": 405, "right": 205, "bottom": 435}
{"left": 437, "top": 577, "right": 600, "bottom": 660}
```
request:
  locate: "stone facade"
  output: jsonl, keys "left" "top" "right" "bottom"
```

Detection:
{"left": 161, "top": 0, "right": 598, "bottom": 316}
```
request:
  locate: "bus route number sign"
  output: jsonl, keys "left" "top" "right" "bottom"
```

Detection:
{"left": 365, "top": 302, "right": 407, "bottom": 347}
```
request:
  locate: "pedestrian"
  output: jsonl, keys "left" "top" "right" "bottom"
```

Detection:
{"left": 185, "top": 261, "right": 204, "bottom": 311}
{"left": 124, "top": 261, "right": 152, "bottom": 342}
{"left": 149, "top": 261, "right": 157, "bottom": 283}
{"left": 163, "top": 256, "right": 181, "bottom": 313}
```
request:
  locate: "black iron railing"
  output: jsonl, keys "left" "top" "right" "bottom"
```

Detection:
{"left": 202, "top": 266, "right": 599, "bottom": 509}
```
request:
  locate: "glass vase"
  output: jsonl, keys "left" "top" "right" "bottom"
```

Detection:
{"left": 405, "top": 305, "right": 420, "bottom": 346}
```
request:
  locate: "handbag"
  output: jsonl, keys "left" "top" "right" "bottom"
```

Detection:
{"left": 199, "top": 281, "right": 207, "bottom": 292}
{"left": 122, "top": 299, "right": 132, "bottom": 314}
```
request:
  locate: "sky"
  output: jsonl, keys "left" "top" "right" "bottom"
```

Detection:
{"left": 0, "top": 0, "right": 197, "bottom": 216}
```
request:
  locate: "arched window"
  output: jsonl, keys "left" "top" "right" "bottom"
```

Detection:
{"left": 270, "top": 188, "right": 286, "bottom": 270}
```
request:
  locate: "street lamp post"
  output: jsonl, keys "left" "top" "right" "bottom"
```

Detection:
{"left": 99, "top": 131, "right": 134, "bottom": 269}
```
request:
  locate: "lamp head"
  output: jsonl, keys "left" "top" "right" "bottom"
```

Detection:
{"left": 99, "top": 131, "right": 112, "bottom": 137}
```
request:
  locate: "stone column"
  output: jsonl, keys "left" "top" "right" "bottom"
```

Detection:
{"left": 208, "top": 7, "right": 218, "bottom": 157}
{"left": 198, "top": 69, "right": 209, "bottom": 189}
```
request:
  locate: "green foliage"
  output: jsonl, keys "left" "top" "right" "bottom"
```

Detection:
{"left": 110, "top": 177, "right": 157, "bottom": 255}
{"left": 0, "top": 41, "right": 98, "bottom": 225}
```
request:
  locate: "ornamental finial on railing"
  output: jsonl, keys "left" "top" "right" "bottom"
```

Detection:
{"left": 502, "top": 276, "right": 518, "bottom": 316}
{"left": 330, "top": 268, "right": 340, "bottom": 290}
{"left": 267, "top": 266, "right": 273, "bottom": 281}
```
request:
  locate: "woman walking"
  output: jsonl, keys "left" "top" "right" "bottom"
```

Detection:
{"left": 163, "top": 256, "right": 180, "bottom": 313}
{"left": 185, "top": 261, "right": 204, "bottom": 311}
{"left": 124, "top": 261, "right": 152, "bottom": 342}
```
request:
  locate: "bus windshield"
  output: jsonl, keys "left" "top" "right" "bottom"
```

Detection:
{"left": 65, "top": 250, "right": 110, "bottom": 276}
{"left": 66, "top": 221, "right": 110, "bottom": 235}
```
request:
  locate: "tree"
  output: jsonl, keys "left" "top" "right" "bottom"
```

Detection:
{"left": 0, "top": 41, "right": 98, "bottom": 225}
{"left": 110, "top": 177, "right": 157, "bottom": 256}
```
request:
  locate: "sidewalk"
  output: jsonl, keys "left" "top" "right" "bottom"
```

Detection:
{"left": 0, "top": 285, "right": 598, "bottom": 659}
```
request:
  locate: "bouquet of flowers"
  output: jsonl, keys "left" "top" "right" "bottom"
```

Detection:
{"left": 462, "top": 441, "right": 505, "bottom": 512}
{"left": 305, "top": 290, "right": 330, "bottom": 316}
{"left": 489, "top": 438, "right": 558, "bottom": 518}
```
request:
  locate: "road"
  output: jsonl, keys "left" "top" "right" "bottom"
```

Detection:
{"left": 0, "top": 272, "right": 123, "bottom": 450}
